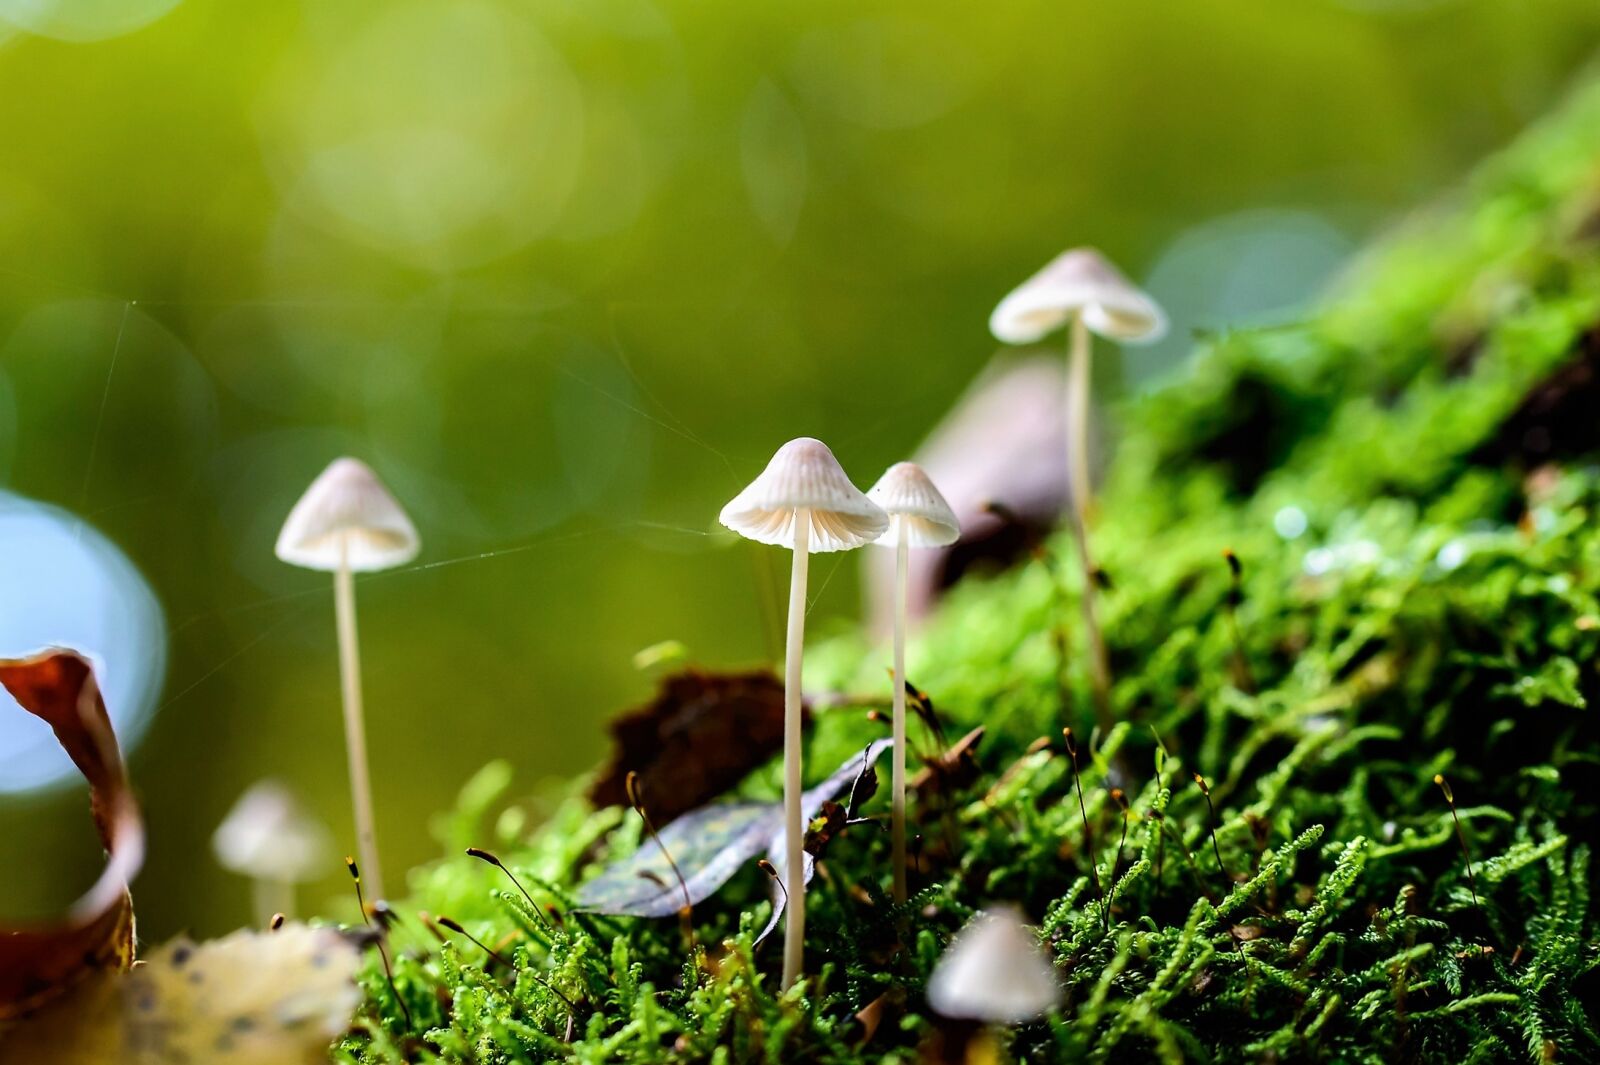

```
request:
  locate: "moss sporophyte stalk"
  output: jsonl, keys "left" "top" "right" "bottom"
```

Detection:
{"left": 330, "top": 78, "right": 1600, "bottom": 1064}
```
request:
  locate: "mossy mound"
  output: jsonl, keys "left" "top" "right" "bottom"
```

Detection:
{"left": 339, "top": 74, "right": 1600, "bottom": 1064}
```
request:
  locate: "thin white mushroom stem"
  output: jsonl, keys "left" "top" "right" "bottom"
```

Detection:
{"left": 251, "top": 875, "right": 294, "bottom": 927}
{"left": 334, "top": 534, "right": 384, "bottom": 902}
{"left": 1065, "top": 313, "right": 1112, "bottom": 730}
{"left": 1067, "top": 314, "right": 1092, "bottom": 529}
{"left": 781, "top": 508, "right": 811, "bottom": 991}
{"left": 891, "top": 516, "right": 910, "bottom": 904}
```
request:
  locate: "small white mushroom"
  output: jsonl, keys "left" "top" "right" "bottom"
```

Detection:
{"left": 927, "top": 907, "right": 1062, "bottom": 1025}
{"left": 720, "top": 437, "right": 886, "bottom": 990}
{"left": 988, "top": 247, "right": 1166, "bottom": 347}
{"left": 989, "top": 249, "right": 1165, "bottom": 728}
{"left": 865, "top": 463, "right": 958, "bottom": 904}
{"left": 276, "top": 457, "right": 419, "bottom": 902}
{"left": 719, "top": 438, "right": 888, "bottom": 552}
{"left": 213, "top": 779, "right": 332, "bottom": 925}
{"left": 275, "top": 457, "right": 420, "bottom": 573}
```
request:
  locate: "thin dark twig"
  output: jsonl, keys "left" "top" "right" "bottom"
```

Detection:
{"left": 904, "top": 677, "right": 948, "bottom": 750}
{"left": 1102, "top": 787, "right": 1132, "bottom": 930}
{"left": 1064, "top": 729, "right": 1106, "bottom": 929}
{"left": 1193, "top": 775, "right": 1231, "bottom": 884}
{"left": 438, "top": 916, "right": 516, "bottom": 969}
{"left": 757, "top": 859, "right": 788, "bottom": 905}
{"left": 467, "top": 847, "right": 555, "bottom": 932}
{"left": 438, "top": 915, "right": 580, "bottom": 1034}
{"left": 1434, "top": 774, "right": 1481, "bottom": 910}
{"left": 1107, "top": 788, "right": 1131, "bottom": 912}
{"left": 627, "top": 772, "right": 698, "bottom": 955}
{"left": 347, "top": 857, "right": 413, "bottom": 1031}
{"left": 1222, "top": 549, "right": 1257, "bottom": 694}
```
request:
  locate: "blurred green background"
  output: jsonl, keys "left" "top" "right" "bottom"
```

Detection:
{"left": 1, "top": 0, "right": 1599, "bottom": 940}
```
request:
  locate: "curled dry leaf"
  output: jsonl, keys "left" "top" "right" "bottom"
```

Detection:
{"left": 853, "top": 988, "right": 904, "bottom": 1048}
{"left": 0, "top": 649, "right": 144, "bottom": 1019}
{"left": 911, "top": 726, "right": 986, "bottom": 795}
{"left": 588, "top": 669, "right": 796, "bottom": 825}
{"left": 576, "top": 739, "right": 894, "bottom": 940}
{"left": 0, "top": 923, "right": 365, "bottom": 1065}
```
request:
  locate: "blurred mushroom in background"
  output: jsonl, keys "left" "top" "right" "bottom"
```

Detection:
{"left": 864, "top": 357, "right": 1068, "bottom": 634}
{"left": 212, "top": 779, "right": 332, "bottom": 926}
{"left": 927, "top": 906, "right": 1062, "bottom": 1024}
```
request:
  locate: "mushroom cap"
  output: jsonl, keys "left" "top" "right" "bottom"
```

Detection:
{"left": 926, "top": 907, "right": 1063, "bottom": 1024}
{"left": 866, "top": 462, "right": 960, "bottom": 549}
{"left": 990, "top": 247, "right": 1166, "bottom": 345}
{"left": 212, "top": 780, "right": 333, "bottom": 883}
{"left": 275, "top": 457, "right": 420, "bottom": 573}
{"left": 719, "top": 438, "right": 888, "bottom": 553}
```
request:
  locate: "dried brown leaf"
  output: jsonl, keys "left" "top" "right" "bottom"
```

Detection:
{"left": 0, "top": 650, "right": 143, "bottom": 1019}
{"left": 588, "top": 669, "right": 796, "bottom": 824}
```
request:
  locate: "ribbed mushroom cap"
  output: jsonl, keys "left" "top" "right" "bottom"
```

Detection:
{"left": 990, "top": 247, "right": 1166, "bottom": 345}
{"left": 275, "top": 457, "right": 420, "bottom": 573}
{"left": 719, "top": 438, "right": 888, "bottom": 553}
{"left": 926, "top": 907, "right": 1063, "bottom": 1024}
{"left": 212, "top": 780, "right": 332, "bottom": 883}
{"left": 867, "top": 462, "right": 960, "bottom": 549}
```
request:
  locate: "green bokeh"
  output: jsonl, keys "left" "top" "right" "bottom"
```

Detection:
{"left": 1, "top": 0, "right": 1598, "bottom": 939}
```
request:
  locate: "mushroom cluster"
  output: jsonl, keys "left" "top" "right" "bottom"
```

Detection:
{"left": 719, "top": 438, "right": 889, "bottom": 989}
{"left": 228, "top": 244, "right": 1159, "bottom": 1009}
{"left": 719, "top": 442, "right": 965, "bottom": 984}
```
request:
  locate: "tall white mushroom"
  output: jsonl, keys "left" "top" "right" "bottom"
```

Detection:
{"left": 276, "top": 457, "right": 419, "bottom": 901}
{"left": 927, "top": 907, "right": 1062, "bottom": 1024}
{"left": 720, "top": 437, "right": 887, "bottom": 990}
{"left": 866, "top": 462, "right": 959, "bottom": 903}
{"left": 213, "top": 779, "right": 333, "bottom": 925}
{"left": 989, "top": 249, "right": 1165, "bottom": 726}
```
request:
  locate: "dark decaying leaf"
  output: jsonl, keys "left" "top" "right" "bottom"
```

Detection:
{"left": 576, "top": 739, "right": 893, "bottom": 921}
{"left": 803, "top": 801, "right": 847, "bottom": 856}
{"left": 0, "top": 650, "right": 144, "bottom": 1020}
{"left": 911, "top": 725, "right": 985, "bottom": 795}
{"left": 587, "top": 669, "right": 797, "bottom": 824}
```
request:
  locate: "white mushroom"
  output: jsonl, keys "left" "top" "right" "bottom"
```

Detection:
{"left": 275, "top": 457, "right": 420, "bottom": 573}
{"left": 276, "top": 457, "right": 418, "bottom": 901}
{"left": 720, "top": 437, "right": 886, "bottom": 990}
{"left": 989, "top": 247, "right": 1166, "bottom": 347}
{"left": 213, "top": 779, "right": 332, "bottom": 925}
{"left": 927, "top": 907, "right": 1062, "bottom": 1025}
{"left": 989, "top": 248, "right": 1165, "bottom": 727}
{"left": 865, "top": 462, "right": 958, "bottom": 903}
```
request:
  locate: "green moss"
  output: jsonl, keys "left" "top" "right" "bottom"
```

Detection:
{"left": 338, "top": 74, "right": 1600, "bottom": 1064}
